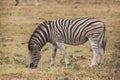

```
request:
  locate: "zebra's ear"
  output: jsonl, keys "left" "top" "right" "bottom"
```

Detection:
{"left": 43, "top": 20, "right": 48, "bottom": 24}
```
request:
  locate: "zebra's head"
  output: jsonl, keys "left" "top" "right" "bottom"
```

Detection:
{"left": 28, "top": 41, "right": 41, "bottom": 68}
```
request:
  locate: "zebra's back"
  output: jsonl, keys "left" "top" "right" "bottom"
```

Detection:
{"left": 50, "top": 17, "right": 106, "bottom": 45}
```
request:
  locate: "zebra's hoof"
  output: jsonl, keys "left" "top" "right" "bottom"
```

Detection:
{"left": 67, "top": 63, "right": 71, "bottom": 66}
{"left": 50, "top": 64, "right": 54, "bottom": 67}
{"left": 65, "top": 63, "right": 71, "bottom": 68}
{"left": 15, "top": 4, "right": 18, "bottom": 6}
{"left": 90, "top": 64, "right": 97, "bottom": 68}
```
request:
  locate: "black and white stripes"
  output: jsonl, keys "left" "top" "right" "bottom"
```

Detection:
{"left": 28, "top": 17, "right": 107, "bottom": 68}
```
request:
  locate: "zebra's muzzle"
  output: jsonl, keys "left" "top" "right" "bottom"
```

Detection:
{"left": 30, "top": 63, "right": 37, "bottom": 68}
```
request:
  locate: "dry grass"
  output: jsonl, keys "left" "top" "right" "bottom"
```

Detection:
{"left": 0, "top": 0, "right": 120, "bottom": 80}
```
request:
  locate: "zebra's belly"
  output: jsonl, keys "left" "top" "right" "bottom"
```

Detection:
{"left": 65, "top": 42, "right": 82, "bottom": 45}
{"left": 52, "top": 33, "right": 88, "bottom": 45}
{"left": 64, "top": 39, "right": 88, "bottom": 45}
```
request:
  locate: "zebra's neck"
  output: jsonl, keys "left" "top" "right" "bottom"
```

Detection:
{"left": 28, "top": 21, "right": 51, "bottom": 51}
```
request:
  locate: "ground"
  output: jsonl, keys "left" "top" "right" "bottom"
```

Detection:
{"left": 0, "top": 0, "right": 120, "bottom": 80}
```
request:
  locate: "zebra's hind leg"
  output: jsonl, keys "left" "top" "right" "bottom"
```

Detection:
{"left": 89, "top": 38, "right": 99, "bottom": 67}
{"left": 99, "top": 47, "right": 104, "bottom": 64}
{"left": 50, "top": 44, "right": 57, "bottom": 66}
{"left": 56, "top": 42, "right": 70, "bottom": 68}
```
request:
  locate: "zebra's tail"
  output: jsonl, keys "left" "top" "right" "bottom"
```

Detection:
{"left": 98, "top": 27, "right": 107, "bottom": 52}
{"left": 102, "top": 30, "right": 107, "bottom": 52}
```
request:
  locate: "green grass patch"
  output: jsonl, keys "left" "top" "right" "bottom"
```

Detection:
{"left": 0, "top": 56, "right": 11, "bottom": 64}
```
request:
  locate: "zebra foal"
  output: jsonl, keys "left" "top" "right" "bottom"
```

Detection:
{"left": 28, "top": 17, "right": 107, "bottom": 68}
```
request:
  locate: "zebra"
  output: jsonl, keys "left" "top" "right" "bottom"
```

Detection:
{"left": 28, "top": 17, "right": 107, "bottom": 68}
{"left": 15, "top": 0, "right": 39, "bottom": 6}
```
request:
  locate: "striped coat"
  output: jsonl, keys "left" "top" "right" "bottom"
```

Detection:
{"left": 28, "top": 17, "right": 107, "bottom": 68}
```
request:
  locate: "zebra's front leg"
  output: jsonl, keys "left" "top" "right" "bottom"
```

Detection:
{"left": 50, "top": 44, "right": 57, "bottom": 66}
{"left": 56, "top": 42, "right": 70, "bottom": 68}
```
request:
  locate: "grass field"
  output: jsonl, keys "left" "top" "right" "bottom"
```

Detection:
{"left": 0, "top": 0, "right": 120, "bottom": 80}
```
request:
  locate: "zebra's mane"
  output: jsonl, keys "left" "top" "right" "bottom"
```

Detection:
{"left": 39, "top": 20, "right": 51, "bottom": 27}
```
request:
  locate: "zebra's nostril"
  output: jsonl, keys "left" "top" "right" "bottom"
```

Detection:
{"left": 30, "top": 63, "right": 37, "bottom": 68}
{"left": 30, "top": 63, "right": 34, "bottom": 68}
